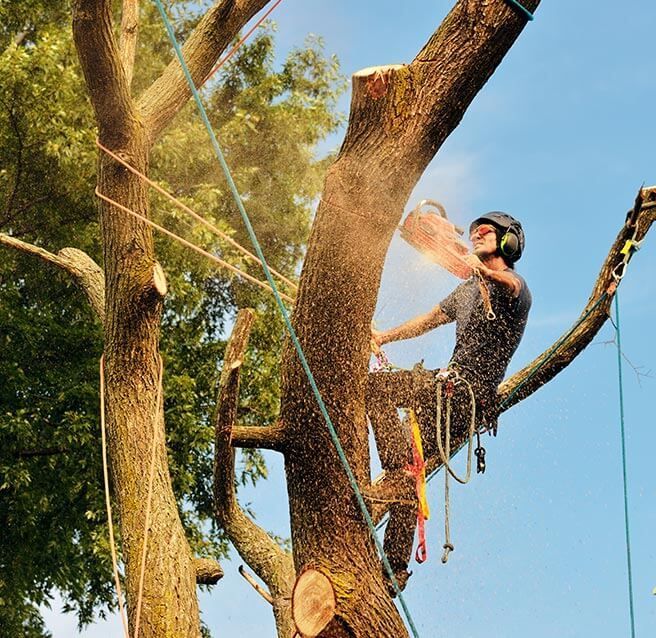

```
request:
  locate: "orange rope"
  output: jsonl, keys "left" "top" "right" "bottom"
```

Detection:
{"left": 96, "top": 140, "right": 297, "bottom": 294}
{"left": 99, "top": 355, "right": 131, "bottom": 638}
{"left": 94, "top": 188, "right": 294, "bottom": 304}
{"left": 202, "top": 0, "right": 284, "bottom": 85}
{"left": 133, "top": 356, "right": 164, "bottom": 638}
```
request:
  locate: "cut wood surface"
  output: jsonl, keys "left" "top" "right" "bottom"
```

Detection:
{"left": 292, "top": 569, "right": 336, "bottom": 638}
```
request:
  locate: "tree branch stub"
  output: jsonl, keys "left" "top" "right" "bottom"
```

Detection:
{"left": 291, "top": 568, "right": 336, "bottom": 638}
{"left": 0, "top": 233, "right": 105, "bottom": 323}
{"left": 194, "top": 558, "right": 224, "bottom": 585}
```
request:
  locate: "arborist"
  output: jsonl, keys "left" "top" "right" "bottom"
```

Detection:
{"left": 366, "top": 212, "right": 532, "bottom": 594}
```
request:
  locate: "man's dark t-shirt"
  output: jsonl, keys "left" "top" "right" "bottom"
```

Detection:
{"left": 439, "top": 271, "right": 532, "bottom": 418}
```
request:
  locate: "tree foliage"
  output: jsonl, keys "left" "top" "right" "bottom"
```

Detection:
{"left": 0, "top": 7, "right": 344, "bottom": 633}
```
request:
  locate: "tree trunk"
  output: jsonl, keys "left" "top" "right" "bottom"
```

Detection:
{"left": 281, "top": 2, "right": 540, "bottom": 635}
{"left": 100, "top": 127, "right": 201, "bottom": 636}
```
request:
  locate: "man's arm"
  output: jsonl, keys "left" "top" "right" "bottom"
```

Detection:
{"left": 372, "top": 305, "right": 452, "bottom": 349}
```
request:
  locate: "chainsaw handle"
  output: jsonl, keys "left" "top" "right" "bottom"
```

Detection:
{"left": 413, "top": 200, "right": 465, "bottom": 236}
{"left": 414, "top": 199, "right": 447, "bottom": 219}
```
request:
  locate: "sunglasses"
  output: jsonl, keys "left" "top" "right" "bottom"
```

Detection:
{"left": 470, "top": 225, "right": 496, "bottom": 241}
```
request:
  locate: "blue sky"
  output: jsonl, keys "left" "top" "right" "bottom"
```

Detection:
{"left": 45, "top": 1, "right": 655, "bottom": 636}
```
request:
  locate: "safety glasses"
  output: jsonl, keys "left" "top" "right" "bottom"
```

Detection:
{"left": 469, "top": 224, "right": 496, "bottom": 241}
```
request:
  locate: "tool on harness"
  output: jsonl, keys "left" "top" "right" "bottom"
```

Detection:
{"left": 400, "top": 200, "right": 496, "bottom": 320}
{"left": 474, "top": 431, "right": 486, "bottom": 474}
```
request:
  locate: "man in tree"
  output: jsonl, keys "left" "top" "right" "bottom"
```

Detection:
{"left": 367, "top": 212, "right": 532, "bottom": 593}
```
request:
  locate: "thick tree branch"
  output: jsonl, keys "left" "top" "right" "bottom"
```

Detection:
{"left": 231, "top": 422, "right": 287, "bottom": 451}
{"left": 498, "top": 185, "right": 656, "bottom": 409}
{"left": 213, "top": 308, "right": 295, "bottom": 635}
{"left": 138, "top": 0, "right": 269, "bottom": 142}
{"left": 72, "top": 0, "right": 138, "bottom": 145}
{"left": 119, "top": 0, "right": 139, "bottom": 89}
{"left": 0, "top": 232, "right": 105, "bottom": 322}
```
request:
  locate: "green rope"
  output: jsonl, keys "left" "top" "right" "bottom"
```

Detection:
{"left": 499, "top": 292, "right": 608, "bottom": 410}
{"left": 151, "top": 2, "right": 420, "bottom": 634}
{"left": 502, "top": 0, "right": 535, "bottom": 21}
{"left": 613, "top": 293, "right": 636, "bottom": 638}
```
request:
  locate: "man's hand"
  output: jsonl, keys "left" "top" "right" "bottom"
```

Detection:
{"left": 371, "top": 327, "right": 387, "bottom": 354}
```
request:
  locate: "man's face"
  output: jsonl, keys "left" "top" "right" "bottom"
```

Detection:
{"left": 469, "top": 223, "right": 498, "bottom": 258}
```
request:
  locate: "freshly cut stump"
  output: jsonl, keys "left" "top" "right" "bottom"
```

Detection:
{"left": 292, "top": 569, "right": 336, "bottom": 637}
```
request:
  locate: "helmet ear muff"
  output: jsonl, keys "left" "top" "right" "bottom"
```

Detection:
{"left": 499, "top": 231, "right": 520, "bottom": 259}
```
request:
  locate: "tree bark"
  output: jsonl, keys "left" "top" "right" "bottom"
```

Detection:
{"left": 280, "top": 1, "right": 540, "bottom": 635}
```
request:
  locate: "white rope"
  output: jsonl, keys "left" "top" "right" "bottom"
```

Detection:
{"left": 434, "top": 370, "right": 478, "bottom": 563}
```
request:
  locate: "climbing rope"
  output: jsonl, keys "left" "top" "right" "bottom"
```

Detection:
{"left": 151, "top": 2, "right": 420, "bottom": 634}
{"left": 99, "top": 356, "right": 130, "bottom": 638}
{"left": 95, "top": 188, "right": 294, "bottom": 304}
{"left": 614, "top": 294, "right": 637, "bottom": 638}
{"left": 96, "top": 140, "right": 297, "bottom": 294}
{"left": 433, "top": 369, "right": 478, "bottom": 563}
{"left": 502, "top": 0, "right": 535, "bottom": 21}
{"left": 134, "top": 356, "right": 164, "bottom": 638}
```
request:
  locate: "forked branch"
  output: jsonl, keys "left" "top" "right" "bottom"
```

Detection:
{"left": 213, "top": 308, "right": 295, "bottom": 634}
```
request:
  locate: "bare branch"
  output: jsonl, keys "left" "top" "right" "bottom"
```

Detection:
{"left": 231, "top": 422, "right": 287, "bottom": 451}
{"left": 213, "top": 308, "right": 295, "bottom": 635}
{"left": 194, "top": 557, "right": 224, "bottom": 585}
{"left": 239, "top": 565, "right": 274, "bottom": 604}
{"left": 138, "top": 0, "right": 269, "bottom": 142}
{"left": 119, "top": 0, "right": 139, "bottom": 89}
{"left": 0, "top": 232, "right": 105, "bottom": 322}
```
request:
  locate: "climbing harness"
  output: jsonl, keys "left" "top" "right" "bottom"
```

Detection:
{"left": 400, "top": 199, "right": 496, "bottom": 320}
{"left": 152, "top": 2, "right": 420, "bottom": 633}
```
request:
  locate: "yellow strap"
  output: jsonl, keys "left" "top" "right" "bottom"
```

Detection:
{"left": 408, "top": 410, "right": 430, "bottom": 519}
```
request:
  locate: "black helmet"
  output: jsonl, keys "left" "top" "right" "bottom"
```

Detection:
{"left": 469, "top": 212, "right": 525, "bottom": 263}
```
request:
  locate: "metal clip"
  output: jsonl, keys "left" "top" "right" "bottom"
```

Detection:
{"left": 441, "top": 543, "right": 454, "bottom": 564}
{"left": 475, "top": 446, "right": 486, "bottom": 474}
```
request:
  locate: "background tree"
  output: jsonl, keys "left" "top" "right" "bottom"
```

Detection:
{"left": 0, "top": 2, "right": 342, "bottom": 634}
